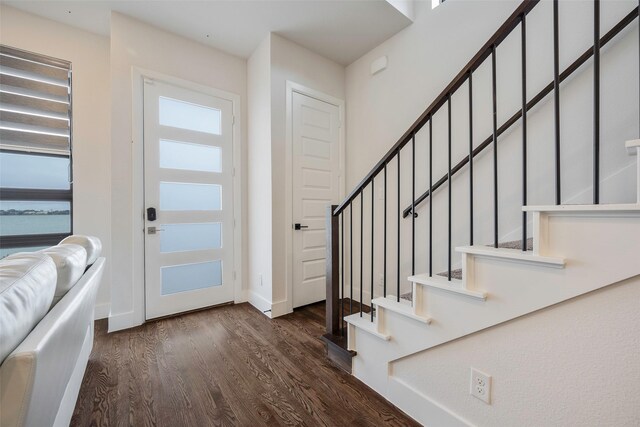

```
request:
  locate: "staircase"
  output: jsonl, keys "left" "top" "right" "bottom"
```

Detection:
{"left": 323, "top": 1, "right": 640, "bottom": 425}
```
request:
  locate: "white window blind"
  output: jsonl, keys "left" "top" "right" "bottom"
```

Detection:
{"left": 0, "top": 45, "right": 71, "bottom": 156}
{"left": 0, "top": 46, "right": 73, "bottom": 259}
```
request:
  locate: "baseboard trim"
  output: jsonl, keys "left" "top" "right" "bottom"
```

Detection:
{"left": 271, "top": 299, "right": 292, "bottom": 318}
{"left": 388, "top": 376, "right": 474, "bottom": 427}
{"left": 108, "top": 310, "right": 142, "bottom": 333}
{"left": 247, "top": 292, "right": 293, "bottom": 318}
{"left": 94, "top": 302, "right": 110, "bottom": 320}
{"left": 248, "top": 290, "right": 275, "bottom": 318}
{"left": 234, "top": 289, "right": 248, "bottom": 304}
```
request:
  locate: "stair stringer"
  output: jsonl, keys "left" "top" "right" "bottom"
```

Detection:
{"left": 347, "top": 206, "right": 640, "bottom": 425}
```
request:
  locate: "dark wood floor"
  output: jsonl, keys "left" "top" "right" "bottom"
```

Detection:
{"left": 71, "top": 302, "right": 419, "bottom": 427}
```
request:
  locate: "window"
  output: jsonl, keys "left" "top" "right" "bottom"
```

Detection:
{"left": 0, "top": 45, "right": 73, "bottom": 258}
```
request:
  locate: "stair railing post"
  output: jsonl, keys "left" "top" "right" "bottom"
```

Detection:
{"left": 593, "top": 0, "right": 601, "bottom": 204}
{"left": 326, "top": 204, "right": 340, "bottom": 336}
{"left": 522, "top": 13, "right": 528, "bottom": 251}
{"left": 554, "top": 0, "right": 561, "bottom": 205}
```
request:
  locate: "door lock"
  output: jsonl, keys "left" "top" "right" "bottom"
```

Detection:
{"left": 294, "top": 223, "right": 309, "bottom": 230}
{"left": 147, "top": 226, "right": 164, "bottom": 234}
{"left": 147, "top": 207, "right": 157, "bottom": 221}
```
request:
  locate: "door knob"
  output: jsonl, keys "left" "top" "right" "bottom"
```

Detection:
{"left": 294, "top": 223, "right": 309, "bottom": 230}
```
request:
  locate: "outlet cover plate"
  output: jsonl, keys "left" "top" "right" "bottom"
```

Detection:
{"left": 470, "top": 368, "right": 491, "bottom": 404}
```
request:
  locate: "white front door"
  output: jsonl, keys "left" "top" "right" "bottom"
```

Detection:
{"left": 143, "top": 79, "right": 235, "bottom": 320}
{"left": 292, "top": 92, "right": 341, "bottom": 308}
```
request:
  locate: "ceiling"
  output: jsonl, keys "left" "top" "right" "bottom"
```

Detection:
{"left": 3, "top": 0, "right": 415, "bottom": 65}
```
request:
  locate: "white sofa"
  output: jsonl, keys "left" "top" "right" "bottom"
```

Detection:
{"left": 0, "top": 236, "right": 105, "bottom": 427}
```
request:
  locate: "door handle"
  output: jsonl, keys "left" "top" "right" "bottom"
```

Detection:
{"left": 147, "top": 226, "right": 165, "bottom": 234}
{"left": 294, "top": 223, "right": 309, "bottom": 230}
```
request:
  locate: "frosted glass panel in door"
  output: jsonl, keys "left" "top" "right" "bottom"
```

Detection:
{"left": 159, "top": 182, "right": 221, "bottom": 211}
{"left": 160, "top": 222, "right": 222, "bottom": 253}
{"left": 159, "top": 140, "right": 222, "bottom": 173}
{"left": 161, "top": 260, "right": 222, "bottom": 295}
{"left": 159, "top": 96, "right": 221, "bottom": 135}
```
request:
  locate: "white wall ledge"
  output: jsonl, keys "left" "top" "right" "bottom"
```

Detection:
{"left": 523, "top": 204, "right": 640, "bottom": 213}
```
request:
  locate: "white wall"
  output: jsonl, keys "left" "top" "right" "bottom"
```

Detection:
{"left": 246, "top": 33, "right": 346, "bottom": 316}
{"left": 0, "top": 6, "right": 112, "bottom": 319}
{"left": 344, "top": 0, "right": 639, "bottom": 301}
{"left": 247, "top": 36, "right": 274, "bottom": 313}
{"left": 109, "top": 12, "right": 247, "bottom": 330}
{"left": 392, "top": 275, "right": 640, "bottom": 426}
{"left": 269, "top": 34, "right": 346, "bottom": 311}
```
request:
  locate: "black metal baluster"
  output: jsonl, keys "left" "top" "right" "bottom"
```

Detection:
{"left": 554, "top": 0, "right": 561, "bottom": 205}
{"left": 350, "top": 204, "right": 353, "bottom": 316}
{"left": 469, "top": 72, "right": 474, "bottom": 246}
{"left": 371, "top": 180, "right": 374, "bottom": 322}
{"left": 384, "top": 164, "right": 387, "bottom": 298}
{"left": 429, "top": 118, "right": 433, "bottom": 277}
{"left": 412, "top": 134, "right": 416, "bottom": 276}
{"left": 397, "top": 153, "right": 401, "bottom": 302}
{"left": 448, "top": 94, "right": 452, "bottom": 280}
{"left": 341, "top": 211, "right": 345, "bottom": 334}
{"left": 360, "top": 192, "right": 364, "bottom": 317}
{"left": 492, "top": 45, "right": 499, "bottom": 248}
{"left": 522, "top": 13, "right": 528, "bottom": 251}
{"left": 593, "top": 0, "right": 600, "bottom": 204}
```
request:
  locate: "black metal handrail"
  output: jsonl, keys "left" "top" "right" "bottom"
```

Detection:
{"left": 332, "top": 0, "right": 540, "bottom": 217}
{"left": 401, "top": 5, "right": 638, "bottom": 219}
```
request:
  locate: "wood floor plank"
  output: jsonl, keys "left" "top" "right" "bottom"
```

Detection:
{"left": 71, "top": 302, "right": 420, "bottom": 427}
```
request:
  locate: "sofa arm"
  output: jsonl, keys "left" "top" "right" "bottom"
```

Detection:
{"left": 0, "top": 258, "right": 105, "bottom": 427}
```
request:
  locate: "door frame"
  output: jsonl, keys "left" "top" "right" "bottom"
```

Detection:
{"left": 285, "top": 81, "right": 345, "bottom": 314}
{"left": 131, "top": 68, "right": 243, "bottom": 326}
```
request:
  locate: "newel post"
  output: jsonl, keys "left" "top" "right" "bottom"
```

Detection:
{"left": 326, "top": 204, "right": 339, "bottom": 336}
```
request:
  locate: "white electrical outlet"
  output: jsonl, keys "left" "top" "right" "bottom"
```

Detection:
{"left": 470, "top": 368, "right": 491, "bottom": 404}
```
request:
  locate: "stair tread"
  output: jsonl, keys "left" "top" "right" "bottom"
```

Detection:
{"left": 408, "top": 274, "right": 487, "bottom": 300}
{"left": 437, "top": 269, "right": 463, "bottom": 280}
{"left": 457, "top": 245, "right": 565, "bottom": 267}
{"left": 344, "top": 313, "right": 391, "bottom": 341}
{"left": 402, "top": 238, "right": 534, "bottom": 302}
{"left": 372, "top": 297, "right": 431, "bottom": 324}
{"left": 524, "top": 203, "right": 640, "bottom": 212}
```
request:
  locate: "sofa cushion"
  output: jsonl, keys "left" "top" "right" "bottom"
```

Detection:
{"left": 39, "top": 244, "right": 87, "bottom": 306}
{"left": 59, "top": 235, "right": 102, "bottom": 265}
{"left": 0, "top": 253, "right": 57, "bottom": 363}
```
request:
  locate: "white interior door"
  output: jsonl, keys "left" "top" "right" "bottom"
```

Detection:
{"left": 292, "top": 92, "right": 341, "bottom": 308}
{"left": 143, "top": 79, "right": 234, "bottom": 320}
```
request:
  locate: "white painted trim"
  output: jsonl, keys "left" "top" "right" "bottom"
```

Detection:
{"left": 94, "top": 302, "right": 110, "bottom": 320}
{"left": 271, "top": 299, "right": 290, "bottom": 318}
{"left": 409, "top": 274, "right": 487, "bottom": 300}
{"left": 344, "top": 313, "right": 391, "bottom": 341}
{"left": 107, "top": 310, "right": 137, "bottom": 333}
{"left": 119, "top": 67, "right": 243, "bottom": 331}
{"left": 373, "top": 297, "right": 432, "bottom": 324}
{"left": 625, "top": 138, "right": 640, "bottom": 152}
{"left": 523, "top": 204, "right": 640, "bottom": 212}
{"left": 388, "top": 376, "right": 475, "bottom": 427}
{"left": 285, "top": 81, "right": 346, "bottom": 314}
{"left": 248, "top": 290, "right": 275, "bottom": 318}
{"left": 455, "top": 246, "right": 565, "bottom": 268}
